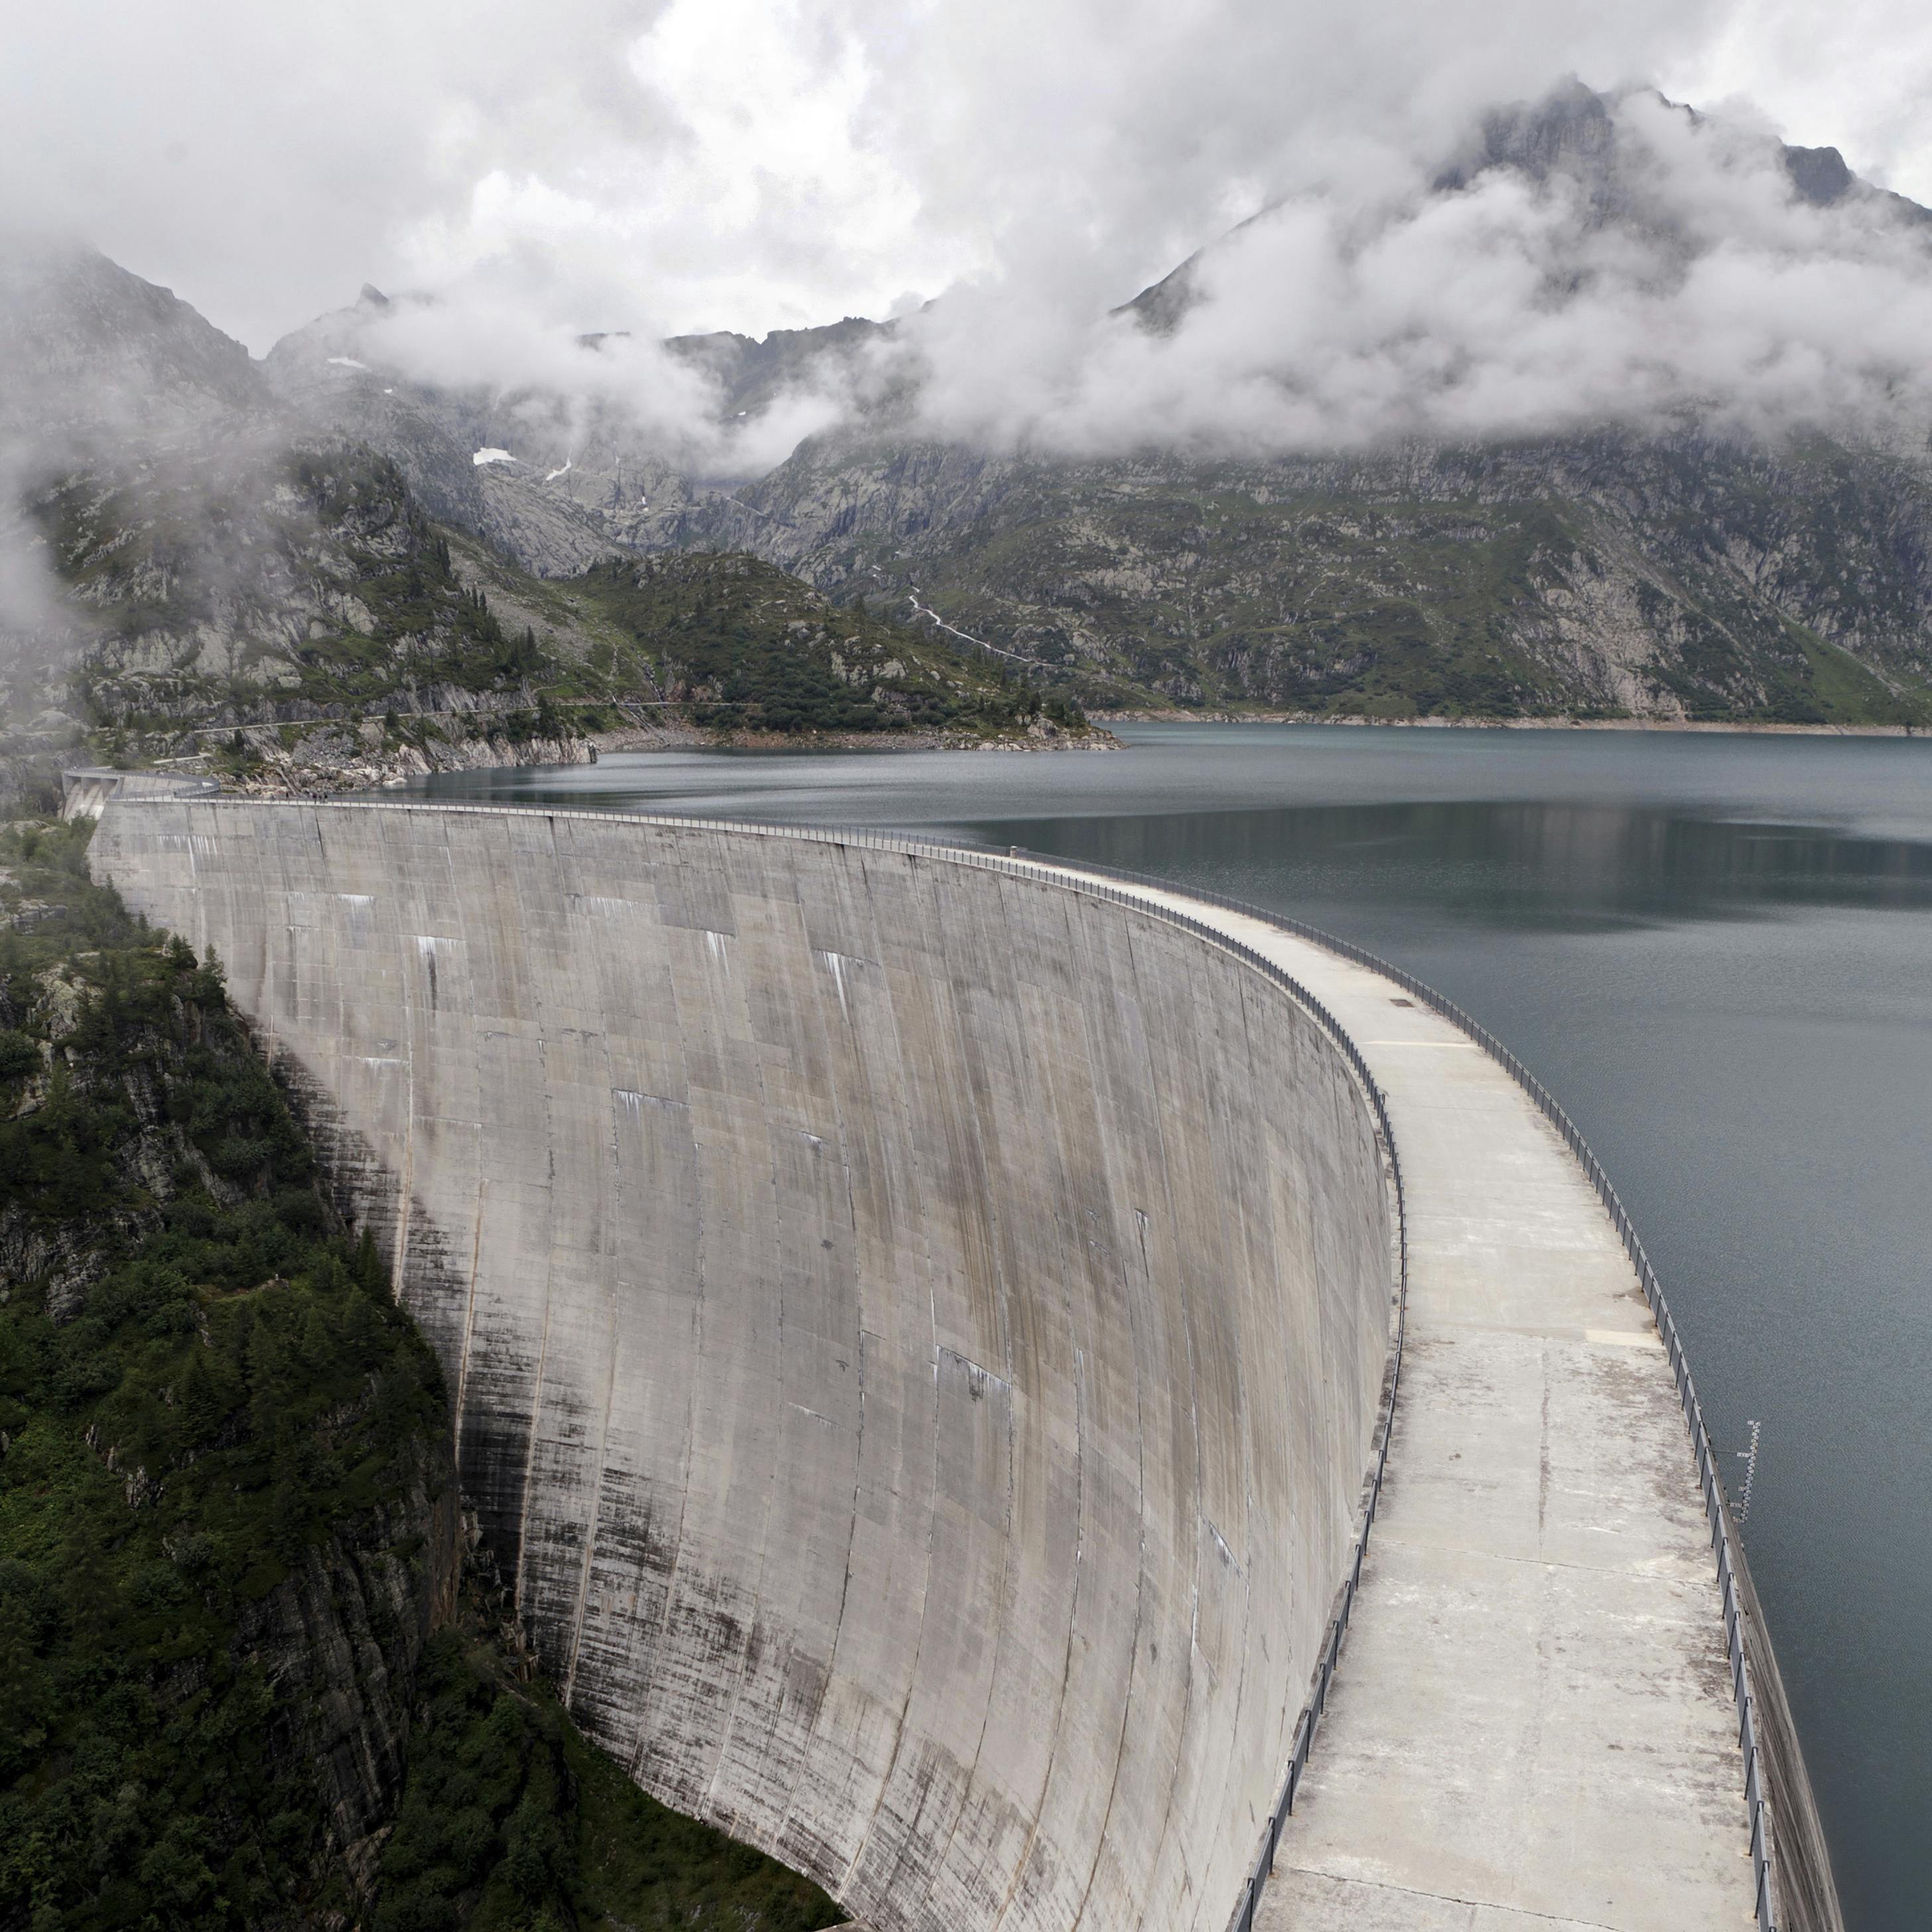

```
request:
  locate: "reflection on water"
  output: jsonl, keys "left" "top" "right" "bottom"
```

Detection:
{"left": 979, "top": 799, "right": 1932, "bottom": 930}
{"left": 409, "top": 726, "right": 1932, "bottom": 1931}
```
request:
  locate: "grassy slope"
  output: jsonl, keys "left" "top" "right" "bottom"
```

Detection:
{"left": 0, "top": 823, "right": 843, "bottom": 1932}
{"left": 567, "top": 551, "right": 1087, "bottom": 738}
{"left": 959, "top": 482, "right": 1570, "bottom": 719}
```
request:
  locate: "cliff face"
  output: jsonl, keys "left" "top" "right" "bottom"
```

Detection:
{"left": 0, "top": 819, "right": 460, "bottom": 1929}
{"left": 237, "top": 1443, "right": 462, "bottom": 1902}
{"left": 695, "top": 430, "right": 1932, "bottom": 723}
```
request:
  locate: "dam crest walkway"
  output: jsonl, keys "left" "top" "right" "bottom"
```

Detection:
{"left": 1046, "top": 864, "right": 1758, "bottom": 1932}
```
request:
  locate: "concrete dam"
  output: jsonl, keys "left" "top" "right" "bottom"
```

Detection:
{"left": 86, "top": 795, "right": 1840, "bottom": 1932}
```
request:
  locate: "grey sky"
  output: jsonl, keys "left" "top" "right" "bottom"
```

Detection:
{"left": 3, "top": 0, "right": 1928, "bottom": 353}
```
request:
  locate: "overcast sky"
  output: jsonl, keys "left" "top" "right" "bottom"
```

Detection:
{"left": 2, "top": 0, "right": 1929, "bottom": 353}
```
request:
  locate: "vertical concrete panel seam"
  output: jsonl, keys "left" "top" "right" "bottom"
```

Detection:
{"left": 697, "top": 872, "right": 809, "bottom": 1822}
{"left": 977, "top": 873, "right": 1091, "bottom": 1932}
{"left": 817, "top": 849, "right": 944, "bottom": 1903}
{"left": 762, "top": 847, "right": 872, "bottom": 1861}
{"left": 1052, "top": 894, "right": 1160, "bottom": 1932}
{"left": 840, "top": 849, "right": 998, "bottom": 1916}
{"left": 560, "top": 824, "right": 631, "bottom": 1712}
{"left": 504, "top": 821, "right": 564, "bottom": 1622}
{"left": 624, "top": 832, "right": 719, "bottom": 1787}
{"left": 1111, "top": 911, "right": 1208, "bottom": 1932}
{"left": 882, "top": 868, "right": 1028, "bottom": 1931}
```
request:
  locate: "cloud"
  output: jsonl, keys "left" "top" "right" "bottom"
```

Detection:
{"left": 886, "top": 89, "right": 1932, "bottom": 456}
{"left": 1, "top": 1, "right": 1929, "bottom": 469}
{"left": 343, "top": 287, "right": 855, "bottom": 478}
{"left": 7, "top": 0, "right": 1927, "bottom": 354}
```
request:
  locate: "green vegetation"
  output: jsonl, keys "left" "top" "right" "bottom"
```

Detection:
{"left": 835, "top": 475, "right": 1578, "bottom": 719}
{"left": 0, "top": 821, "right": 844, "bottom": 1931}
{"left": 42, "top": 441, "right": 1089, "bottom": 776}
{"left": 790, "top": 445, "right": 1932, "bottom": 724}
{"left": 374, "top": 1610, "right": 840, "bottom": 1932}
{"left": 52, "top": 452, "right": 568, "bottom": 757}
{"left": 0, "top": 819, "right": 448, "bottom": 1929}
{"left": 1791, "top": 630, "right": 1931, "bottom": 728}
{"left": 575, "top": 551, "right": 1087, "bottom": 738}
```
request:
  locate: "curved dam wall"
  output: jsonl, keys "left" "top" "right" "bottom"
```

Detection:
{"left": 91, "top": 800, "right": 1399, "bottom": 1932}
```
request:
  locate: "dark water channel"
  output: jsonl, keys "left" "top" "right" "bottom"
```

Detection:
{"left": 412, "top": 724, "right": 1932, "bottom": 1931}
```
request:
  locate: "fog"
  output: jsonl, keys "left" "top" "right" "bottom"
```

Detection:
{"left": 3, "top": 0, "right": 1931, "bottom": 468}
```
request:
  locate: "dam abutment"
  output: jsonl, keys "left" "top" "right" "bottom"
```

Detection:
{"left": 86, "top": 796, "right": 1840, "bottom": 1932}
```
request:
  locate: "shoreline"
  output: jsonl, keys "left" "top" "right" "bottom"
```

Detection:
{"left": 1091, "top": 710, "right": 1923, "bottom": 738}
{"left": 585, "top": 722, "right": 1122, "bottom": 755}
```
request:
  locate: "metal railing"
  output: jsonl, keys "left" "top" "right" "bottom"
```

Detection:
{"left": 111, "top": 794, "right": 1769, "bottom": 1932}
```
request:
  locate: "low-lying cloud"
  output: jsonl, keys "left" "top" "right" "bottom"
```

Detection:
{"left": 891, "top": 91, "right": 1932, "bottom": 456}
{"left": 3, "top": 3, "right": 1931, "bottom": 480}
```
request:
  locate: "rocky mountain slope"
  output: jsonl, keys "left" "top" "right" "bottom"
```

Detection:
{"left": 253, "top": 82, "right": 1932, "bottom": 726}
{"left": 682, "top": 86, "right": 1932, "bottom": 724}
{"left": 704, "top": 429, "right": 1932, "bottom": 723}
{"left": 0, "top": 247, "right": 1091, "bottom": 803}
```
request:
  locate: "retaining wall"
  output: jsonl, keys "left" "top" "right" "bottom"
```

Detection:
{"left": 91, "top": 800, "right": 1399, "bottom": 1932}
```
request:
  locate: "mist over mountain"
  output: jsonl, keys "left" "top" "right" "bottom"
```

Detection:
{"left": 0, "top": 235, "right": 1088, "bottom": 800}
{"left": 5, "top": 79, "right": 1932, "bottom": 754}
{"left": 213, "top": 81, "right": 1932, "bottom": 725}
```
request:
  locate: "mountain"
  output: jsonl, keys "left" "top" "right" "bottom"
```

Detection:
{"left": 249, "top": 82, "right": 1932, "bottom": 728}
{"left": 11, "top": 82, "right": 1931, "bottom": 748}
{"left": 687, "top": 83, "right": 1932, "bottom": 724}
{"left": 691, "top": 427, "right": 1931, "bottom": 724}
{"left": 0, "top": 235, "right": 269, "bottom": 445}
{"left": 1, "top": 247, "right": 1087, "bottom": 801}
{"left": 260, "top": 285, "right": 667, "bottom": 576}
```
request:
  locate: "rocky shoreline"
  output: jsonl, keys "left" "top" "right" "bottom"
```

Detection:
{"left": 1093, "top": 710, "right": 1925, "bottom": 738}
{"left": 154, "top": 717, "right": 1119, "bottom": 800}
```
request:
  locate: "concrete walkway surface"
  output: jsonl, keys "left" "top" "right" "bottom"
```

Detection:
{"left": 1062, "top": 871, "right": 1756, "bottom": 1932}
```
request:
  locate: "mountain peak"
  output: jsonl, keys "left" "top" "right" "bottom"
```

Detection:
{"left": 0, "top": 238, "right": 266, "bottom": 441}
{"left": 1782, "top": 145, "right": 1853, "bottom": 207}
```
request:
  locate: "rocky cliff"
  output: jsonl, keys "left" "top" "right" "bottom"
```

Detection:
{"left": 699, "top": 428, "right": 1932, "bottom": 722}
{"left": 0, "top": 818, "right": 460, "bottom": 1928}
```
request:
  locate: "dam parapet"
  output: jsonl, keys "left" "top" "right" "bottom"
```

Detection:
{"left": 60, "top": 766, "right": 221, "bottom": 820}
{"left": 85, "top": 798, "right": 1840, "bottom": 1932}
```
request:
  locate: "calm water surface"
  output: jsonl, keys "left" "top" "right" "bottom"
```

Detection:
{"left": 413, "top": 725, "right": 1932, "bottom": 1931}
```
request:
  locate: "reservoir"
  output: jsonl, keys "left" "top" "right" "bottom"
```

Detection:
{"left": 411, "top": 723, "right": 1932, "bottom": 1932}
